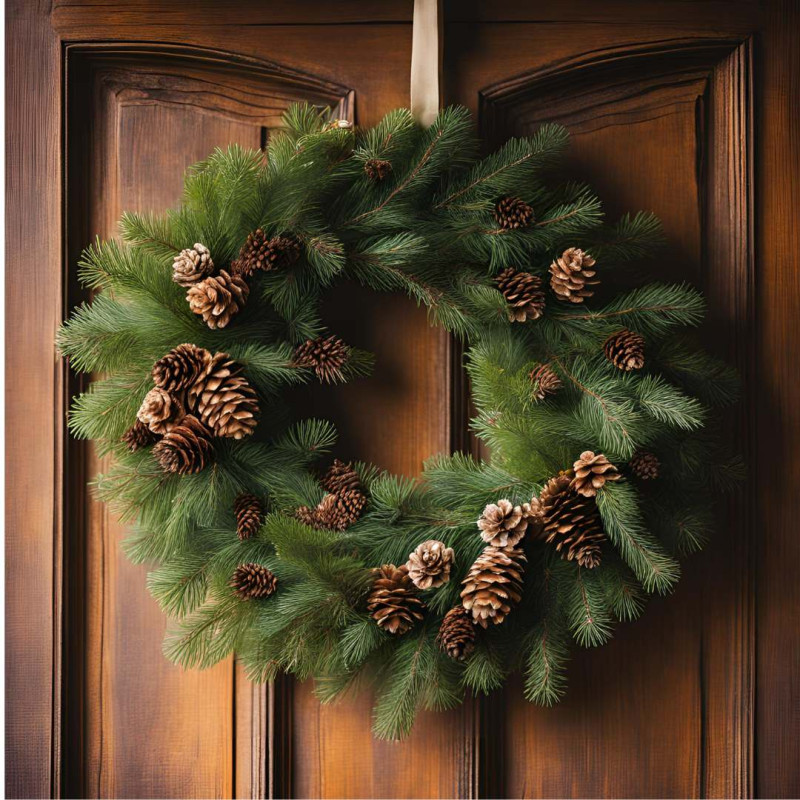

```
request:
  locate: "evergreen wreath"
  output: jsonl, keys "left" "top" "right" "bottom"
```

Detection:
{"left": 58, "top": 104, "right": 742, "bottom": 740}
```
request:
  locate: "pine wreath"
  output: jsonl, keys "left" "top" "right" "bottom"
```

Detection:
{"left": 58, "top": 104, "right": 742, "bottom": 741}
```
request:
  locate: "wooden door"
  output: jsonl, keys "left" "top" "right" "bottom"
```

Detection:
{"left": 7, "top": 1, "right": 800, "bottom": 798}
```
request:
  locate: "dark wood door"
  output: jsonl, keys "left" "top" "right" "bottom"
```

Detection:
{"left": 7, "top": 1, "right": 799, "bottom": 798}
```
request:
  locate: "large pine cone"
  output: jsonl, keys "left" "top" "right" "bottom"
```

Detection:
{"left": 234, "top": 493, "right": 265, "bottom": 540}
{"left": 494, "top": 196, "right": 534, "bottom": 229}
{"left": 406, "top": 540, "right": 455, "bottom": 590}
{"left": 604, "top": 329, "right": 645, "bottom": 371}
{"left": 292, "top": 334, "right": 351, "bottom": 384}
{"left": 364, "top": 158, "right": 392, "bottom": 182}
{"left": 571, "top": 451, "right": 620, "bottom": 497}
{"left": 137, "top": 387, "right": 185, "bottom": 435}
{"left": 367, "top": 564, "right": 425, "bottom": 635}
{"left": 322, "top": 459, "right": 361, "bottom": 494}
{"left": 529, "top": 363, "right": 562, "bottom": 401}
{"left": 538, "top": 472, "right": 606, "bottom": 568}
{"left": 231, "top": 562, "right": 277, "bottom": 600}
{"left": 437, "top": 607, "right": 476, "bottom": 661}
{"left": 188, "top": 352, "right": 259, "bottom": 439}
{"left": 317, "top": 490, "right": 367, "bottom": 531}
{"left": 495, "top": 268, "right": 545, "bottom": 322}
{"left": 477, "top": 498, "right": 539, "bottom": 548}
{"left": 152, "top": 343, "right": 209, "bottom": 392}
{"left": 549, "top": 248, "right": 598, "bottom": 303}
{"left": 630, "top": 451, "right": 660, "bottom": 480}
{"left": 187, "top": 270, "right": 249, "bottom": 329}
{"left": 173, "top": 243, "right": 214, "bottom": 287}
{"left": 152, "top": 415, "right": 214, "bottom": 475}
{"left": 233, "top": 230, "right": 301, "bottom": 277}
{"left": 461, "top": 544, "right": 526, "bottom": 628}
{"left": 122, "top": 419, "right": 159, "bottom": 451}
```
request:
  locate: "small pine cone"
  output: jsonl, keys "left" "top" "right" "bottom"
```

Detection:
{"left": 324, "top": 119, "right": 354, "bottom": 131}
{"left": 604, "top": 329, "right": 645, "bottom": 371}
{"left": 322, "top": 459, "right": 361, "bottom": 494}
{"left": 549, "top": 248, "right": 598, "bottom": 304}
{"left": 293, "top": 334, "right": 351, "bottom": 384}
{"left": 406, "top": 540, "right": 455, "bottom": 590}
{"left": 630, "top": 451, "right": 660, "bottom": 480}
{"left": 461, "top": 544, "right": 527, "bottom": 628}
{"left": 152, "top": 343, "right": 210, "bottom": 392}
{"left": 187, "top": 270, "right": 249, "bottom": 330}
{"left": 494, "top": 196, "right": 534, "bottom": 230}
{"left": 137, "top": 387, "right": 185, "bottom": 435}
{"left": 152, "top": 415, "right": 213, "bottom": 475}
{"left": 538, "top": 472, "right": 606, "bottom": 568}
{"left": 316, "top": 490, "right": 367, "bottom": 531}
{"left": 188, "top": 351, "right": 259, "bottom": 439}
{"left": 231, "top": 562, "right": 277, "bottom": 600}
{"left": 364, "top": 158, "right": 392, "bottom": 182}
{"left": 233, "top": 230, "right": 301, "bottom": 277}
{"left": 477, "top": 498, "right": 531, "bottom": 548}
{"left": 367, "top": 564, "right": 425, "bottom": 635}
{"left": 122, "top": 419, "right": 159, "bottom": 451}
{"left": 495, "top": 268, "right": 545, "bottom": 322}
{"left": 173, "top": 243, "right": 214, "bottom": 287}
{"left": 529, "top": 363, "right": 562, "bottom": 401}
{"left": 437, "top": 607, "right": 476, "bottom": 661}
{"left": 234, "top": 493, "right": 265, "bottom": 540}
{"left": 295, "top": 504, "right": 319, "bottom": 527}
{"left": 571, "top": 451, "right": 621, "bottom": 497}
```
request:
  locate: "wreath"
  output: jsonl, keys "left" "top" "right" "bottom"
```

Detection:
{"left": 59, "top": 105, "right": 741, "bottom": 740}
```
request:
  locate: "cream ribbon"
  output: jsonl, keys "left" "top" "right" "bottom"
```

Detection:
{"left": 410, "top": 0, "right": 442, "bottom": 126}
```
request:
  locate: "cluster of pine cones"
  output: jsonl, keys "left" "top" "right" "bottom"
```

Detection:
{"left": 173, "top": 232, "right": 300, "bottom": 329}
{"left": 295, "top": 459, "right": 368, "bottom": 531}
{"left": 122, "top": 343, "right": 259, "bottom": 474}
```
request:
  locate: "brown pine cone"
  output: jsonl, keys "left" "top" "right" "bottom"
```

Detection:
{"left": 318, "top": 490, "right": 367, "bottom": 531}
{"left": 477, "top": 498, "right": 535, "bottom": 548}
{"left": 122, "top": 419, "right": 160, "bottom": 451}
{"left": 231, "top": 562, "right": 277, "bottom": 600}
{"left": 549, "top": 248, "right": 598, "bottom": 304}
{"left": 494, "top": 196, "right": 534, "bottom": 230}
{"left": 137, "top": 387, "right": 185, "bottom": 434}
{"left": 322, "top": 459, "right": 361, "bottom": 494}
{"left": 292, "top": 334, "right": 351, "bottom": 384}
{"left": 152, "top": 343, "right": 209, "bottom": 392}
{"left": 367, "top": 564, "right": 425, "bottom": 635}
{"left": 538, "top": 472, "right": 606, "bottom": 568}
{"left": 405, "top": 540, "right": 455, "bottom": 590}
{"left": 630, "top": 451, "right": 660, "bottom": 480}
{"left": 188, "top": 351, "right": 259, "bottom": 439}
{"left": 233, "top": 230, "right": 301, "bottom": 277}
{"left": 495, "top": 268, "right": 545, "bottom": 322}
{"left": 172, "top": 243, "right": 214, "bottom": 287}
{"left": 571, "top": 451, "right": 621, "bottom": 497}
{"left": 437, "top": 607, "right": 476, "bottom": 661}
{"left": 234, "top": 493, "right": 265, "bottom": 540}
{"left": 294, "top": 504, "right": 319, "bottom": 528}
{"left": 604, "top": 329, "right": 645, "bottom": 371}
{"left": 152, "top": 415, "right": 214, "bottom": 475}
{"left": 460, "top": 544, "right": 527, "bottom": 628}
{"left": 529, "top": 363, "right": 562, "bottom": 401}
{"left": 364, "top": 158, "right": 392, "bottom": 182}
{"left": 186, "top": 270, "right": 249, "bottom": 329}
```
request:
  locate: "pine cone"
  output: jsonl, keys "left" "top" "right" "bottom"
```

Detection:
{"left": 187, "top": 270, "right": 249, "bottom": 329}
{"left": 122, "top": 419, "right": 159, "bottom": 451}
{"left": 231, "top": 562, "right": 277, "bottom": 600}
{"left": 529, "top": 363, "right": 562, "bottom": 400}
{"left": 324, "top": 118, "right": 354, "bottom": 131}
{"left": 317, "top": 490, "right": 367, "bottom": 531}
{"left": 405, "top": 540, "right": 455, "bottom": 590}
{"left": 137, "top": 387, "right": 185, "bottom": 434}
{"left": 538, "top": 473, "right": 606, "bottom": 568}
{"left": 495, "top": 268, "right": 545, "bottom": 322}
{"left": 460, "top": 544, "right": 526, "bottom": 628}
{"left": 152, "top": 343, "right": 209, "bottom": 392}
{"left": 604, "top": 329, "right": 645, "bottom": 371}
{"left": 437, "top": 607, "right": 476, "bottom": 661}
{"left": 173, "top": 243, "right": 214, "bottom": 287}
{"left": 494, "top": 196, "right": 534, "bottom": 230}
{"left": 367, "top": 564, "right": 425, "bottom": 635}
{"left": 630, "top": 451, "right": 660, "bottom": 480}
{"left": 571, "top": 451, "right": 621, "bottom": 497}
{"left": 293, "top": 334, "right": 350, "bottom": 383}
{"left": 234, "top": 493, "right": 265, "bottom": 540}
{"left": 294, "top": 504, "right": 319, "bottom": 528}
{"left": 188, "top": 351, "right": 259, "bottom": 439}
{"left": 233, "top": 230, "right": 301, "bottom": 277}
{"left": 322, "top": 459, "right": 361, "bottom": 494}
{"left": 152, "top": 415, "right": 214, "bottom": 475}
{"left": 549, "top": 248, "right": 598, "bottom": 304}
{"left": 477, "top": 498, "right": 535, "bottom": 548}
{"left": 364, "top": 158, "right": 392, "bottom": 182}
